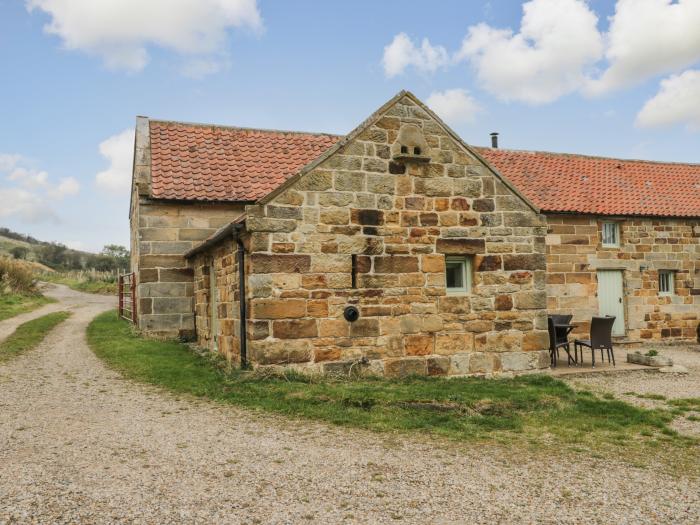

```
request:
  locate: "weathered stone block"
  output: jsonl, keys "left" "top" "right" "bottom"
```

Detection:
{"left": 251, "top": 299, "right": 306, "bottom": 319}
{"left": 349, "top": 318, "right": 380, "bottom": 337}
{"left": 384, "top": 358, "right": 427, "bottom": 378}
{"left": 152, "top": 297, "right": 192, "bottom": 314}
{"left": 503, "top": 253, "right": 546, "bottom": 271}
{"left": 250, "top": 254, "right": 311, "bottom": 274}
{"left": 405, "top": 334, "right": 434, "bottom": 356}
{"left": 296, "top": 170, "right": 333, "bottom": 190}
{"left": 427, "top": 356, "right": 450, "bottom": 376}
{"left": 436, "top": 238, "right": 485, "bottom": 255}
{"left": 514, "top": 291, "right": 547, "bottom": 310}
{"left": 374, "top": 255, "right": 419, "bottom": 273}
{"left": 246, "top": 217, "right": 297, "bottom": 233}
{"left": 251, "top": 340, "right": 312, "bottom": 365}
{"left": 272, "top": 319, "right": 318, "bottom": 339}
{"left": 435, "top": 333, "right": 472, "bottom": 355}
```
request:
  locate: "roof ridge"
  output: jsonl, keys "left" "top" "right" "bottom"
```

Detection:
{"left": 475, "top": 146, "right": 700, "bottom": 168}
{"left": 149, "top": 118, "right": 343, "bottom": 139}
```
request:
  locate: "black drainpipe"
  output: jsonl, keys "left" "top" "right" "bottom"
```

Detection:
{"left": 235, "top": 226, "right": 248, "bottom": 368}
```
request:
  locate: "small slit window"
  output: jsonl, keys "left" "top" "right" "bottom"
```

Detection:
{"left": 413, "top": 146, "right": 421, "bottom": 155}
{"left": 400, "top": 145, "right": 408, "bottom": 154}
{"left": 445, "top": 256, "right": 472, "bottom": 295}
{"left": 602, "top": 222, "right": 620, "bottom": 248}
{"left": 659, "top": 270, "right": 675, "bottom": 296}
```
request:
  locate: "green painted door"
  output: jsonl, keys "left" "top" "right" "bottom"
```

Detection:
{"left": 597, "top": 270, "right": 625, "bottom": 336}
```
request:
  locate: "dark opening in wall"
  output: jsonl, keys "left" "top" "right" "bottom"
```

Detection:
{"left": 351, "top": 254, "right": 357, "bottom": 289}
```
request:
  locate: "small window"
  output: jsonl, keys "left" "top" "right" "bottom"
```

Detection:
{"left": 400, "top": 145, "right": 408, "bottom": 154}
{"left": 413, "top": 146, "right": 421, "bottom": 155}
{"left": 659, "top": 270, "right": 675, "bottom": 295}
{"left": 602, "top": 222, "right": 620, "bottom": 247}
{"left": 445, "top": 256, "right": 472, "bottom": 295}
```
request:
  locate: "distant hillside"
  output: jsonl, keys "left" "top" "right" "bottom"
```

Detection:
{"left": 0, "top": 227, "right": 129, "bottom": 273}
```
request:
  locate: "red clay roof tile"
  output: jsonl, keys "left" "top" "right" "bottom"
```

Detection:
{"left": 147, "top": 119, "right": 700, "bottom": 217}
{"left": 475, "top": 148, "right": 700, "bottom": 218}
{"left": 149, "top": 121, "right": 340, "bottom": 201}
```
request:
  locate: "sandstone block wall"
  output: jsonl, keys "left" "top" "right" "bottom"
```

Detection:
{"left": 546, "top": 215, "right": 700, "bottom": 341}
{"left": 192, "top": 239, "right": 242, "bottom": 363}
{"left": 231, "top": 95, "right": 550, "bottom": 377}
{"left": 132, "top": 198, "right": 245, "bottom": 338}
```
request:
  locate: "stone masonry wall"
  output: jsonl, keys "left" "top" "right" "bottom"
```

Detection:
{"left": 192, "top": 239, "right": 242, "bottom": 364}
{"left": 546, "top": 214, "right": 700, "bottom": 341}
{"left": 133, "top": 198, "right": 245, "bottom": 338}
{"left": 238, "top": 95, "right": 550, "bottom": 377}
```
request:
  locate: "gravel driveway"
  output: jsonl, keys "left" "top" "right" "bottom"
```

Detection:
{"left": 1, "top": 285, "right": 698, "bottom": 524}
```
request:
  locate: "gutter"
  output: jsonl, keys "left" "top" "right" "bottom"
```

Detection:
{"left": 184, "top": 217, "right": 246, "bottom": 259}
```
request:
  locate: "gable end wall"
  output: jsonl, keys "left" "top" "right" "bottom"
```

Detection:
{"left": 238, "top": 95, "right": 550, "bottom": 376}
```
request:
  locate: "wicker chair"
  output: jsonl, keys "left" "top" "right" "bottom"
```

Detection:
{"left": 574, "top": 316, "right": 616, "bottom": 367}
{"left": 547, "top": 315, "right": 575, "bottom": 367}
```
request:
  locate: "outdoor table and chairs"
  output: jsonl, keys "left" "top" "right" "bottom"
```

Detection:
{"left": 547, "top": 314, "right": 617, "bottom": 368}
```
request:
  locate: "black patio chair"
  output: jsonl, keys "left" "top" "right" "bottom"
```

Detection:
{"left": 574, "top": 316, "right": 616, "bottom": 367}
{"left": 547, "top": 315, "right": 575, "bottom": 367}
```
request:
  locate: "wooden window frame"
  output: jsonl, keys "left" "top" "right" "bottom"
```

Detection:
{"left": 445, "top": 256, "right": 473, "bottom": 296}
{"left": 602, "top": 221, "right": 620, "bottom": 248}
{"left": 658, "top": 270, "right": 675, "bottom": 296}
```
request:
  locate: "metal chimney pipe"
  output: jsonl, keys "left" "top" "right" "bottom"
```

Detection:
{"left": 490, "top": 132, "right": 499, "bottom": 148}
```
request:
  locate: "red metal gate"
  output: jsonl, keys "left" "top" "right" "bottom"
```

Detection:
{"left": 118, "top": 272, "right": 137, "bottom": 324}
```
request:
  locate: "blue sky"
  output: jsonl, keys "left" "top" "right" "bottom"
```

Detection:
{"left": 1, "top": 0, "right": 699, "bottom": 252}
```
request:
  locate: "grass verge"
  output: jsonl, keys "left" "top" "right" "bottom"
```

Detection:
{"left": 87, "top": 310, "right": 699, "bottom": 472}
{"left": 0, "top": 293, "right": 55, "bottom": 321}
{"left": 42, "top": 274, "right": 117, "bottom": 295}
{"left": 0, "top": 311, "right": 71, "bottom": 363}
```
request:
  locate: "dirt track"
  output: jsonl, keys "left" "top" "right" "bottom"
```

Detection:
{"left": 0, "top": 284, "right": 698, "bottom": 524}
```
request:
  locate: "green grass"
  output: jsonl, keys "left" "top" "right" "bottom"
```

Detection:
{"left": 42, "top": 274, "right": 117, "bottom": 295}
{"left": 0, "top": 311, "right": 71, "bottom": 363}
{"left": 87, "top": 310, "right": 699, "bottom": 471}
{"left": 0, "top": 293, "right": 55, "bottom": 321}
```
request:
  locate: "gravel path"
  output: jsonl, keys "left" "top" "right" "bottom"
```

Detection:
{"left": 1, "top": 286, "right": 698, "bottom": 524}
{"left": 568, "top": 345, "right": 700, "bottom": 437}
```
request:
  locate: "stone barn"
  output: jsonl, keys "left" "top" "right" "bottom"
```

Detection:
{"left": 129, "top": 90, "right": 700, "bottom": 377}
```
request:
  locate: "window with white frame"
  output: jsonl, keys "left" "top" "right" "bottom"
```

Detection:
{"left": 602, "top": 222, "right": 620, "bottom": 247}
{"left": 659, "top": 270, "right": 675, "bottom": 295}
{"left": 445, "top": 256, "right": 472, "bottom": 295}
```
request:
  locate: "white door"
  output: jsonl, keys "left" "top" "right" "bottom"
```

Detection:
{"left": 597, "top": 270, "right": 625, "bottom": 336}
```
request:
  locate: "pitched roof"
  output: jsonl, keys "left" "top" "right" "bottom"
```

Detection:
{"left": 475, "top": 148, "right": 700, "bottom": 218}
{"left": 144, "top": 112, "right": 700, "bottom": 218}
{"left": 148, "top": 120, "right": 340, "bottom": 201}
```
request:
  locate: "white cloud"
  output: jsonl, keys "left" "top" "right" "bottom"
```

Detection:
{"left": 588, "top": 0, "right": 700, "bottom": 95}
{"left": 0, "top": 153, "right": 80, "bottom": 224}
{"left": 636, "top": 70, "right": 700, "bottom": 131}
{"left": 0, "top": 154, "right": 21, "bottom": 172}
{"left": 8, "top": 167, "right": 50, "bottom": 189}
{"left": 26, "top": 0, "right": 263, "bottom": 73}
{"left": 382, "top": 33, "right": 449, "bottom": 77}
{"left": 0, "top": 188, "right": 57, "bottom": 223}
{"left": 426, "top": 89, "right": 481, "bottom": 125}
{"left": 95, "top": 129, "right": 134, "bottom": 193}
{"left": 457, "top": 0, "right": 603, "bottom": 104}
{"left": 51, "top": 177, "right": 81, "bottom": 198}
